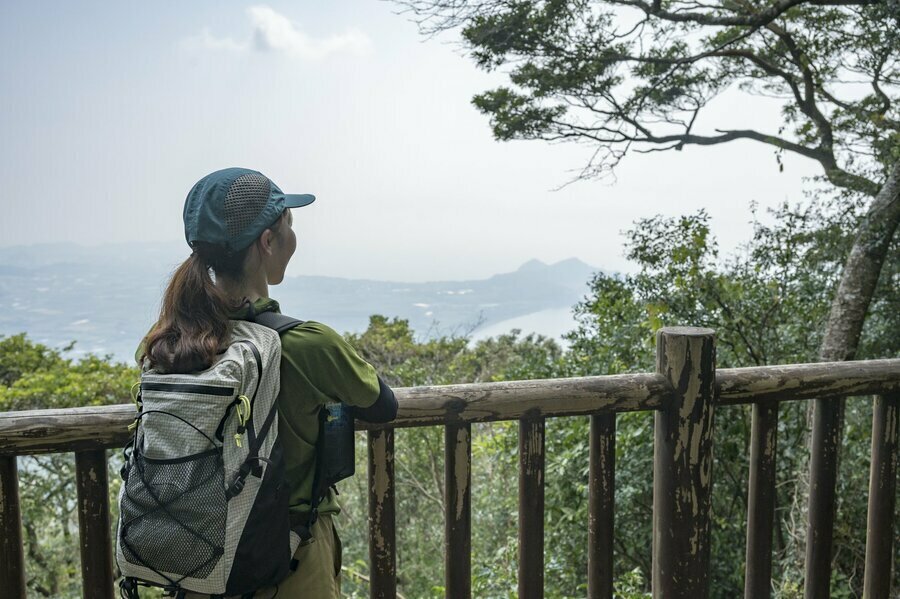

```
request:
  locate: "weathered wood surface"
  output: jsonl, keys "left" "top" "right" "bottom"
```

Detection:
{"left": 0, "top": 455, "right": 26, "bottom": 599}
{"left": 744, "top": 402, "right": 779, "bottom": 599}
{"left": 370, "top": 373, "right": 671, "bottom": 428}
{"left": 519, "top": 417, "right": 545, "bottom": 599}
{"left": 863, "top": 393, "right": 898, "bottom": 599}
{"left": 368, "top": 428, "right": 396, "bottom": 599}
{"left": 716, "top": 359, "right": 899, "bottom": 405}
{"left": 0, "top": 359, "right": 897, "bottom": 455}
{"left": 804, "top": 396, "right": 844, "bottom": 599}
{"left": 0, "top": 404, "right": 136, "bottom": 456}
{"left": 75, "top": 449, "right": 115, "bottom": 599}
{"left": 445, "top": 423, "right": 472, "bottom": 599}
{"left": 652, "top": 327, "right": 716, "bottom": 599}
{"left": 588, "top": 413, "right": 615, "bottom": 599}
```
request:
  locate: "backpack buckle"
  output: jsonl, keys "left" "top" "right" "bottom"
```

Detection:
{"left": 226, "top": 475, "right": 246, "bottom": 499}
{"left": 225, "top": 462, "right": 254, "bottom": 499}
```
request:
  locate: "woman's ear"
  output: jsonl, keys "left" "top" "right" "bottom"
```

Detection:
{"left": 257, "top": 228, "right": 275, "bottom": 256}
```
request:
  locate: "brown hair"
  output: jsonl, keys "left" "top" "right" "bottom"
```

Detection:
{"left": 141, "top": 212, "right": 286, "bottom": 373}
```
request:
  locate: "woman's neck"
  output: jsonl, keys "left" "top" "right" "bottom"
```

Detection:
{"left": 216, "top": 273, "right": 268, "bottom": 304}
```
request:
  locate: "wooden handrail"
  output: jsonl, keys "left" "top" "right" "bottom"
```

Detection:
{"left": 1, "top": 359, "right": 897, "bottom": 456}
{"left": 0, "top": 337, "right": 897, "bottom": 599}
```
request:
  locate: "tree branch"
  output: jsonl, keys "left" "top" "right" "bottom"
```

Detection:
{"left": 614, "top": 0, "right": 878, "bottom": 27}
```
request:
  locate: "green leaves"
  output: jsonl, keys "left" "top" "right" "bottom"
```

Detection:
{"left": 0, "top": 335, "right": 136, "bottom": 412}
{"left": 405, "top": 0, "right": 898, "bottom": 193}
{"left": 0, "top": 336, "right": 136, "bottom": 597}
{"left": 473, "top": 88, "right": 566, "bottom": 141}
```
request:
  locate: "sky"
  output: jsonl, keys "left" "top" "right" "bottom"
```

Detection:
{"left": 0, "top": 1, "right": 823, "bottom": 282}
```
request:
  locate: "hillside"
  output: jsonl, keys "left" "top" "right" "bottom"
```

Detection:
{"left": 0, "top": 244, "right": 599, "bottom": 361}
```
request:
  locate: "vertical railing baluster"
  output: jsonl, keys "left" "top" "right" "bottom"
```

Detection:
{"left": 519, "top": 417, "right": 545, "bottom": 599}
{"left": 75, "top": 449, "right": 114, "bottom": 599}
{"left": 0, "top": 455, "right": 26, "bottom": 599}
{"left": 368, "top": 428, "right": 396, "bottom": 599}
{"left": 744, "top": 401, "right": 779, "bottom": 599}
{"left": 805, "top": 395, "right": 845, "bottom": 599}
{"left": 863, "top": 392, "right": 898, "bottom": 599}
{"left": 652, "top": 327, "right": 716, "bottom": 599}
{"left": 588, "top": 413, "right": 615, "bottom": 599}
{"left": 445, "top": 423, "right": 472, "bottom": 599}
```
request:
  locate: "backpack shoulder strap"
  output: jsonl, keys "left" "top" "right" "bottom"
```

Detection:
{"left": 252, "top": 311, "right": 304, "bottom": 334}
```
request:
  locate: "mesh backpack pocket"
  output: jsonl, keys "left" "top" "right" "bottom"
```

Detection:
{"left": 120, "top": 445, "right": 227, "bottom": 580}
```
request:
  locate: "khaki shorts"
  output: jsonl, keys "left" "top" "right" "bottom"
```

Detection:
{"left": 186, "top": 514, "right": 342, "bottom": 599}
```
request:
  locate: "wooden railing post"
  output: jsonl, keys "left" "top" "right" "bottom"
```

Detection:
{"left": 744, "top": 401, "right": 779, "bottom": 599}
{"left": 805, "top": 395, "right": 845, "bottom": 599}
{"left": 368, "top": 429, "right": 396, "bottom": 598}
{"left": 519, "top": 416, "right": 545, "bottom": 599}
{"left": 652, "top": 327, "right": 716, "bottom": 599}
{"left": 0, "top": 456, "right": 26, "bottom": 599}
{"left": 75, "top": 449, "right": 114, "bottom": 599}
{"left": 588, "top": 413, "right": 615, "bottom": 599}
{"left": 445, "top": 423, "right": 472, "bottom": 599}
{"left": 863, "top": 392, "right": 898, "bottom": 599}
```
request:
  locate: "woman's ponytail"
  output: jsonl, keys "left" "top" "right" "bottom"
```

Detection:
{"left": 141, "top": 211, "right": 285, "bottom": 373}
{"left": 141, "top": 250, "right": 238, "bottom": 373}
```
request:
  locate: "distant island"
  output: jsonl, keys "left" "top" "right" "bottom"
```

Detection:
{"left": 0, "top": 243, "right": 599, "bottom": 362}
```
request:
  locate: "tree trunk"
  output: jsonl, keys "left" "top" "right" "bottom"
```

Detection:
{"left": 819, "top": 161, "right": 900, "bottom": 362}
{"left": 802, "top": 160, "right": 900, "bottom": 597}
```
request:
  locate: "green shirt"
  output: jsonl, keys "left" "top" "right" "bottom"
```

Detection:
{"left": 232, "top": 298, "right": 379, "bottom": 517}
{"left": 138, "top": 297, "right": 380, "bottom": 518}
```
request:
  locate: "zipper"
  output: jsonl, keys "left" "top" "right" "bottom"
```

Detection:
{"left": 140, "top": 382, "right": 235, "bottom": 396}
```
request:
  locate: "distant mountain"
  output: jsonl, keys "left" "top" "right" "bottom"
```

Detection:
{"left": 0, "top": 243, "right": 600, "bottom": 362}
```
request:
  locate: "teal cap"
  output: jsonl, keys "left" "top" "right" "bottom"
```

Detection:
{"left": 183, "top": 167, "right": 315, "bottom": 252}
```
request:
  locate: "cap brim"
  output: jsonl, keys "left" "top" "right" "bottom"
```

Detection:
{"left": 282, "top": 193, "right": 316, "bottom": 208}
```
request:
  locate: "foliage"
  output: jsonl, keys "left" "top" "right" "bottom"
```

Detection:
{"left": 2, "top": 190, "right": 896, "bottom": 597}
{"left": 397, "top": 0, "right": 899, "bottom": 194}
{"left": 563, "top": 195, "right": 898, "bottom": 596}
{"left": 341, "top": 317, "right": 567, "bottom": 597}
{"left": 0, "top": 335, "right": 136, "bottom": 597}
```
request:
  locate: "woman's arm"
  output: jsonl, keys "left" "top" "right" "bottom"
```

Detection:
{"left": 350, "top": 376, "right": 398, "bottom": 423}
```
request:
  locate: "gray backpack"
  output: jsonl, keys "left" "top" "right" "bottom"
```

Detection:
{"left": 116, "top": 313, "right": 314, "bottom": 598}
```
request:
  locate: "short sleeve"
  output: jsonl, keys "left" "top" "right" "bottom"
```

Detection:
{"left": 279, "top": 321, "right": 380, "bottom": 408}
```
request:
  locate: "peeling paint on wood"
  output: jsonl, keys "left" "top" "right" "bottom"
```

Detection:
{"left": 452, "top": 427, "right": 470, "bottom": 522}
{"left": 804, "top": 393, "right": 846, "bottom": 599}
{"left": 74, "top": 450, "right": 114, "bottom": 599}
{"left": 368, "top": 429, "right": 396, "bottom": 598}
{"left": 1, "top": 359, "right": 897, "bottom": 455}
{"left": 716, "top": 359, "right": 899, "bottom": 406}
{"left": 0, "top": 339, "right": 897, "bottom": 599}
{"left": 0, "top": 456, "right": 25, "bottom": 599}
{"left": 744, "top": 402, "right": 779, "bottom": 598}
{"left": 445, "top": 423, "right": 472, "bottom": 598}
{"left": 519, "top": 418, "right": 545, "bottom": 599}
{"left": 652, "top": 327, "right": 715, "bottom": 599}
{"left": 588, "top": 414, "right": 615, "bottom": 599}
{"left": 863, "top": 393, "right": 898, "bottom": 599}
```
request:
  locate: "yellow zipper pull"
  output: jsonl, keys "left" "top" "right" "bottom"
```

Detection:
{"left": 234, "top": 395, "right": 251, "bottom": 447}
{"left": 129, "top": 382, "right": 142, "bottom": 409}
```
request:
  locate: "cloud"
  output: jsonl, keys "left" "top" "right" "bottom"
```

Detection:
{"left": 249, "top": 6, "right": 371, "bottom": 60}
{"left": 190, "top": 28, "right": 247, "bottom": 53}
{"left": 185, "top": 5, "right": 372, "bottom": 61}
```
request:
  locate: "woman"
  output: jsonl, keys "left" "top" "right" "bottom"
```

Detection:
{"left": 139, "top": 167, "right": 398, "bottom": 598}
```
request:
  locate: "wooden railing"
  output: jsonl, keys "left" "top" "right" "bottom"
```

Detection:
{"left": 0, "top": 327, "right": 897, "bottom": 598}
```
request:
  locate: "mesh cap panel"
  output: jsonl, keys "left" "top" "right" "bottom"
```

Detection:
{"left": 224, "top": 174, "right": 271, "bottom": 240}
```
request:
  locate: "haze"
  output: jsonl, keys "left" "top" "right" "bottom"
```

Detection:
{"left": 0, "top": 1, "right": 821, "bottom": 282}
